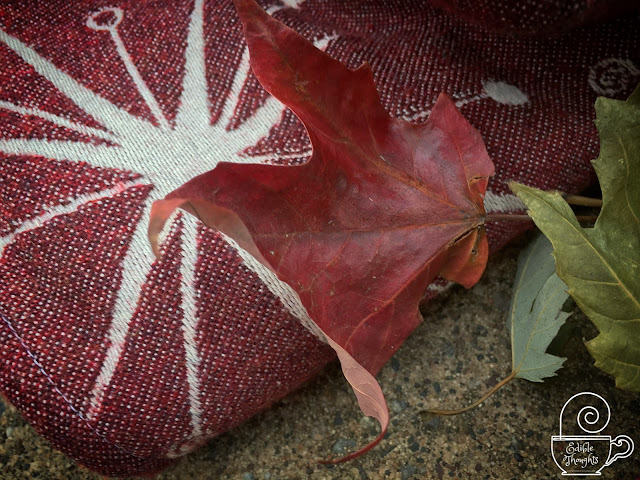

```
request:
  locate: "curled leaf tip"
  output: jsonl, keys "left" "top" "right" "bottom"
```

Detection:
{"left": 148, "top": 198, "right": 189, "bottom": 258}
{"left": 320, "top": 338, "right": 389, "bottom": 462}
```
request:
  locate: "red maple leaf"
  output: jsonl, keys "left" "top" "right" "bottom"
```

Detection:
{"left": 149, "top": 0, "right": 494, "bottom": 461}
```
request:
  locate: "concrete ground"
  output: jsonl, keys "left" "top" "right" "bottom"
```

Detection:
{"left": 1, "top": 235, "right": 639, "bottom": 479}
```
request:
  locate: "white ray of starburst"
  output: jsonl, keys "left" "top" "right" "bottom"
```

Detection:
{"left": 178, "top": 214, "right": 204, "bottom": 439}
{"left": 0, "top": 28, "right": 151, "bottom": 143}
{"left": 0, "top": 178, "right": 149, "bottom": 254}
{"left": 0, "top": 100, "right": 118, "bottom": 142}
{"left": 0, "top": 0, "right": 332, "bottom": 454}
{"left": 174, "top": 0, "right": 209, "bottom": 136}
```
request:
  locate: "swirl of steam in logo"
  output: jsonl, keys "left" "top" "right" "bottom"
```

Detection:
{"left": 559, "top": 392, "right": 611, "bottom": 436}
{"left": 576, "top": 404, "right": 605, "bottom": 434}
{"left": 588, "top": 58, "right": 640, "bottom": 96}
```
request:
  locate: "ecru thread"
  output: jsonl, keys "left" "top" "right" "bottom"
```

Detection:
{"left": 0, "top": 311, "right": 141, "bottom": 458}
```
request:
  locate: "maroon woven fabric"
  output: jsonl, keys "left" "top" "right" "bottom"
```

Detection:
{"left": 426, "top": 0, "right": 639, "bottom": 36}
{"left": 0, "top": 0, "right": 638, "bottom": 477}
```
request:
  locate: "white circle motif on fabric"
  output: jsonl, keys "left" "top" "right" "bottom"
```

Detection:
{"left": 86, "top": 7, "right": 124, "bottom": 32}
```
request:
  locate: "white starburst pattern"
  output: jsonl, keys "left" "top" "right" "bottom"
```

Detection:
{"left": 0, "top": 0, "right": 331, "bottom": 454}
{"left": 0, "top": 0, "right": 526, "bottom": 457}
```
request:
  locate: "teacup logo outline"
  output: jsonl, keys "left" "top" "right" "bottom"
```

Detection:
{"left": 551, "top": 392, "right": 634, "bottom": 475}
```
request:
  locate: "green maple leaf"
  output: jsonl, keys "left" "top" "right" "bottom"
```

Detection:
{"left": 425, "top": 235, "right": 572, "bottom": 416}
{"left": 509, "top": 234, "right": 570, "bottom": 382}
{"left": 511, "top": 85, "right": 640, "bottom": 391}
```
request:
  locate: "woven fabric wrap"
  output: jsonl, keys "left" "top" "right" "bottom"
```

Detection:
{"left": 425, "top": 0, "right": 638, "bottom": 35}
{"left": 0, "top": 0, "right": 638, "bottom": 476}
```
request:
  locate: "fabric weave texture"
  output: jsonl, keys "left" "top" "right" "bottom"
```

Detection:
{"left": 0, "top": 0, "right": 638, "bottom": 476}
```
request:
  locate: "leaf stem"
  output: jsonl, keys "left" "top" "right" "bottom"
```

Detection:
{"left": 424, "top": 371, "right": 517, "bottom": 415}
{"left": 561, "top": 194, "right": 603, "bottom": 208}
{"left": 484, "top": 214, "right": 599, "bottom": 223}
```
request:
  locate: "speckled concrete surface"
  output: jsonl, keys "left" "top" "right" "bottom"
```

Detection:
{"left": 2, "top": 236, "right": 639, "bottom": 479}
